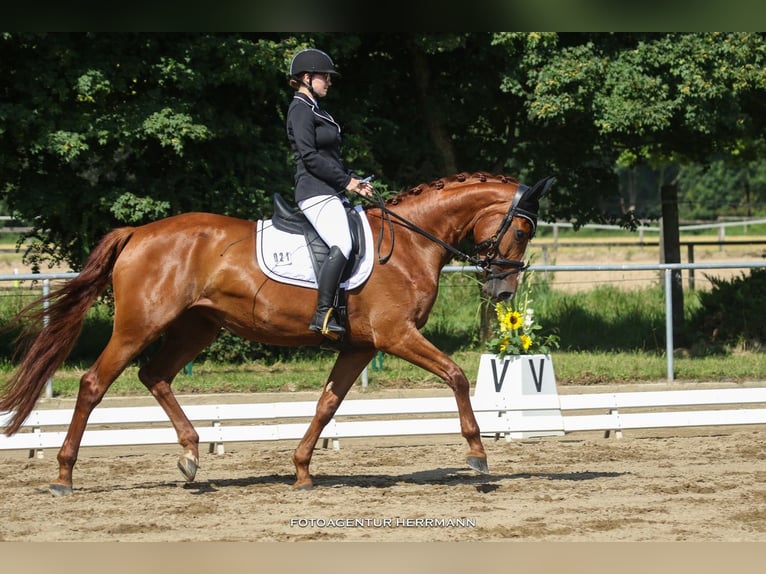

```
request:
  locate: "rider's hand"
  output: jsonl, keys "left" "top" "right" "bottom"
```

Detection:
{"left": 347, "top": 177, "right": 373, "bottom": 198}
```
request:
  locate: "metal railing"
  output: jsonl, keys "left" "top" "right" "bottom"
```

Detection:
{"left": 446, "top": 260, "right": 766, "bottom": 381}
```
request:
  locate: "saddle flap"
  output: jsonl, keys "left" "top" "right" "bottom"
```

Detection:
{"left": 269, "top": 194, "right": 366, "bottom": 281}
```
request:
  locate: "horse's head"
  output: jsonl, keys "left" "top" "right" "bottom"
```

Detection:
{"left": 475, "top": 176, "right": 554, "bottom": 302}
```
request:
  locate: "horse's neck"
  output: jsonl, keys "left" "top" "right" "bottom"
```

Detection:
{"left": 389, "top": 186, "right": 502, "bottom": 246}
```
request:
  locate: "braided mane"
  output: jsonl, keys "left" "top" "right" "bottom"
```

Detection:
{"left": 386, "top": 172, "right": 519, "bottom": 205}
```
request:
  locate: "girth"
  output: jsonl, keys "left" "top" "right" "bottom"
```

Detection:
{"left": 271, "top": 193, "right": 366, "bottom": 281}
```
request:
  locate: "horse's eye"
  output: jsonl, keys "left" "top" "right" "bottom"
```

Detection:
{"left": 515, "top": 229, "right": 527, "bottom": 242}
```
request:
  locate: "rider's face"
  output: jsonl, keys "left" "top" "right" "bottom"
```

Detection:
{"left": 308, "top": 73, "right": 331, "bottom": 97}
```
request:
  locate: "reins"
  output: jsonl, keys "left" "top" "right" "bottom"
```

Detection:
{"left": 367, "top": 185, "right": 538, "bottom": 276}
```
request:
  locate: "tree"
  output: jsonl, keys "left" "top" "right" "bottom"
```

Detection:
{"left": 0, "top": 33, "right": 298, "bottom": 269}
{"left": 491, "top": 32, "right": 766, "bottom": 345}
{"left": 3, "top": 32, "right": 766, "bottom": 272}
{"left": 493, "top": 32, "right": 766, "bottom": 221}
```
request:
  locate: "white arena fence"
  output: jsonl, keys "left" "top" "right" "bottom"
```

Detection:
{"left": 2, "top": 386, "right": 766, "bottom": 457}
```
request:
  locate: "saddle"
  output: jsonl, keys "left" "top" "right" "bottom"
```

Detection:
{"left": 270, "top": 193, "right": 366, "bottom": 282}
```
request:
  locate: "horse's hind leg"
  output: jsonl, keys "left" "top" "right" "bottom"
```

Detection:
{"left": 50, "top": 335, "right": 154, "bottom": 496}
{"left": 292, "top": 348, "right": 376, "bottom": 490}
{"left": 137, "top": 309, "right": 221, "bottom": 483}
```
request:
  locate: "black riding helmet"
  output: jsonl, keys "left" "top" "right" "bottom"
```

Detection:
{"left": 289, "top": 48, "right": 341, "bottom": 78}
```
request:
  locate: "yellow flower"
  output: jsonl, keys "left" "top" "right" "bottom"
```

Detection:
{"left": 520, "top": 334, "right": 532, "bottom": 350}
{"left": 495, "top": 304, "right": 507, "bottom": 332}
{"left": 496, "top": 305, "right": 516, "bottom": 333}
{"left": 508, "top": 311, "right": 523, "bottom": 330}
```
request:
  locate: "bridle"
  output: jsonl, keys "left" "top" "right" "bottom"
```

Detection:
{"left": 371, "top": 184, "right": 538, "bottom": 278}
{"left": 474, "top": 185, "right": 539, "bottom": 280}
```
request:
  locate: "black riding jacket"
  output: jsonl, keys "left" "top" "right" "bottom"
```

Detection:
{"left": 286, "top": 93, "right": 355, "bottom": 204}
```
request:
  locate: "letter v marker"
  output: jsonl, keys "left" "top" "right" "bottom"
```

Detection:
{"left": 490, "top": 358, "right": 510, "bottom": 392}
{"left": 527, "top": 357, "right": 546, "bottom": 392}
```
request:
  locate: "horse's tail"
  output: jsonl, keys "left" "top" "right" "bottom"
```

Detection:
{"left": 0, "top": 227, "right": 135, "bottom": 435}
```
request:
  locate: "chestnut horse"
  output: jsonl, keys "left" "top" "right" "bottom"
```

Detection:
{"left": 1, "top": 172, "right": 552, "bottom": 495}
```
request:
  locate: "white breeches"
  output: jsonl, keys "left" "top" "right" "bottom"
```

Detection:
{"left": 298, "top": 195, "right": 353, "bottom": 258}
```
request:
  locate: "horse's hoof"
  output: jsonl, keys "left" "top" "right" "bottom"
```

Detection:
{"left": 49, "top": 483, "right": 73, "bottom": 497}
{"left": 466, "top": 455, "right": 490, "bottom": 474}
{"left": 177, "top": 453, "right": 199, "bottom": 482}
{"left": 292, "top": 481, "right": 314, "bottom": 491}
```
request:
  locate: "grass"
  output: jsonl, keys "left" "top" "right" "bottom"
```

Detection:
{"left": 5, "top": 347, "right": 763, "bottom": 400}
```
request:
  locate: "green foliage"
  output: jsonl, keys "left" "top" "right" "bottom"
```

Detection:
{"left": 2, "top": 32, "right": 766, "bottom": 270}
{"left": 197, "top": 329, "right": 284, "bottom": 365}
{"left": 0, "top": 33, "right": 299, "bottom": 269}
{"left": 47, "top": 130, "right": 90, "bottom": 162}
{"left": 592, "top": 33, "right": 766, "bottom": 163}
{"left": 495, "top": 32, "right": 766, "bottom": 226}
{"left": 678, "top": 160, "right": 766, "bottom": 220}
{"left": 140, "top": 108, "right": 211, "bottom": 155}
{"left": 109, "top": 193, "right": 171, "bottom": 223}
{"left": 687, "top": 268, "right": 766, "bottom": 351}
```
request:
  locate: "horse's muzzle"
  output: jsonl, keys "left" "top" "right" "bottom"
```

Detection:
{"left": 482, "top": 279, "right": 516, "bottom": 303}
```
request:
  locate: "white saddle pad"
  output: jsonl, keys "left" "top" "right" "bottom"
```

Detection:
{"left": 256, "top": 205, "right": 374, "bottom": 290}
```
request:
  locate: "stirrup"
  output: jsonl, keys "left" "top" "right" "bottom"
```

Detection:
{"left": 310, "top": 308, "right": 345, "bottom": 341}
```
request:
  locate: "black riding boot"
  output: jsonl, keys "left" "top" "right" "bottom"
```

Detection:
{"left": 309, "top": 246, "right": 348, "bottom": 340}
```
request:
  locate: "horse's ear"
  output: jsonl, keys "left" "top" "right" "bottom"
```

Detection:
{"left": 523, "top": 176, "right": 555, "bottom": 203}
{"left": 517, "top": 176, "right": 555, "bottom": 212}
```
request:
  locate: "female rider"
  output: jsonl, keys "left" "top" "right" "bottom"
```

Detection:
{"left": 286, "top": 48, "right": 373, "bottom": 340}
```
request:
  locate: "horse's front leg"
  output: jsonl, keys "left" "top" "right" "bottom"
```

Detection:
{"left": 443, "top": 362, "right": 489, "bottom": 473}
{"left": 381, "top": 331, "right": 489, "bottom": 474}
{"left": 292, "top": 349, "right": 376, "bottom": 490}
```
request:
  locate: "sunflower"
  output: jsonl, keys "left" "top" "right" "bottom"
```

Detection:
{"left": 520, "top": 334, "right": 532, "bottom": 351}
{"left": 495, "top": 303, "right": 523, "bottom": 332}
{"left": 508, "top": 311, "right": 523, "bottom": 330}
